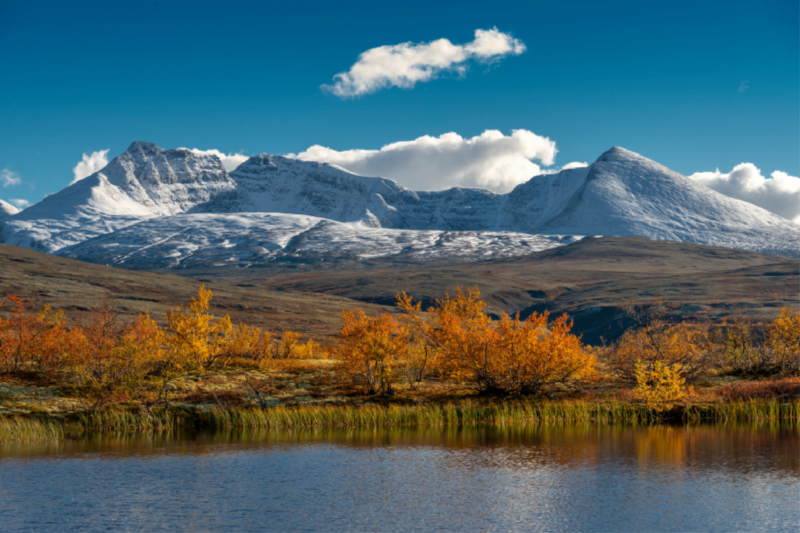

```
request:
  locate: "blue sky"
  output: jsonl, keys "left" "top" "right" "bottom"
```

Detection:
{"left": 1, "top": 0, "right": 797, "bottom": 206}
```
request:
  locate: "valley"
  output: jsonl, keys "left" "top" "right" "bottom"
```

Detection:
{"left": 1, "top": 236, "right": 796, "bottom": 344}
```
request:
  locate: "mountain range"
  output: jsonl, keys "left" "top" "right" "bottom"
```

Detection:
{"left": 1, "top": 141, "right": 797, "bottom": 269}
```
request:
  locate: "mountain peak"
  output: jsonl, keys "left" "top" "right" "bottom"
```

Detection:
{"left": 596, "top": 146, "right": 646, "bottom": 163}
{"left": 125, "top": 141, "right": 164, "bottom": 155}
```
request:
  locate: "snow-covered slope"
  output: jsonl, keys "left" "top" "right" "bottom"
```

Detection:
{"left": 2, "top": 142, "right": 798, "bottom": 263}
{"left": 204, "top": 154, "right": 505, "bottom": 231}
{"left": 1, "top": 142, "right": 235, "bottom": 252}
{"left": 59, "top": 213, "right": 578, "bottom": 269}
{"left": 0, "top": 199, "right": 19, "bottom": 219}
{"left": 517, "top": 147, "right": 800, "bottom": 257}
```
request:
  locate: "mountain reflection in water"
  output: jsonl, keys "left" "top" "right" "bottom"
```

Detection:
{"left": 1, "top": 424, "right": 797, "bottom": 532}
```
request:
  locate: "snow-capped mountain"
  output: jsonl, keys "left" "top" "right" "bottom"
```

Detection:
{"left": 502, "top": 147, "right": 800, "bottom": 258}
{"left": 204, "top": 154, "right": 505, "bottom": 231}
{"left": 1, "top": 142, "right": 798, "bottom": 266}
{"left": 1, "top": 142, "right": 234, "bottom": 252}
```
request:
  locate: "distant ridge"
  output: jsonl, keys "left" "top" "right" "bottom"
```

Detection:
{"left": 1, "top": 142, "right": 798, "bottom": 264}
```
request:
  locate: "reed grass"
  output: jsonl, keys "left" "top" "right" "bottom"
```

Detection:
{"left": 1, "top": 398, "right": 797, "bottom": 442}
{"left": 0, "top": 415, "right": 63, "bottom": 442}
{"left": 72, "top": 407, "right": 176, "bottom": 433}
{"left": 189, "top": 398, "right": 799, "bottom": 431}
{"left": 683, "top": 399, "right": 800, "bottom": 423}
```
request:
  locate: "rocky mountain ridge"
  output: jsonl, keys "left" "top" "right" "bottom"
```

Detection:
{"left": 1, "top": 142, "right": 797, "bottom": 263}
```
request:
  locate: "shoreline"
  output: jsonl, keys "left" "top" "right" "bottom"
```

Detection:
{"left": 2, "top": 398, "right": 798, "bottom": 443}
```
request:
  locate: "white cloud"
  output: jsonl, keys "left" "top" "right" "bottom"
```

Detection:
{"left": 688, "top": 163, "right": 800, "bottom": 223}
{"left": 323, "top": 28, "right": 526, "bottom": 98}
{"left": 1, "top": 168, "right": 21, "bottom": 187}
{"left": 738, "top": 80, "right": 750, "bottom": 93}
{"left": 72, "top": 149, "right": 110, "bottom": 184}
{"left": 538, "top": 161, "right": 589, "bottom": 176}
{"left": 8, "top": 199, "right": 30, "bottom": 209}
{"left": 291, "top": 129, "right": 556, "bottom": 192}
{"left": 182, "top": 148, "right": 248, "bottom": 172}
{"left": 561, "top": 161, "right": 588, "bottom": 170}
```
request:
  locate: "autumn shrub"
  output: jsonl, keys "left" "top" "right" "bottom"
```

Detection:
{"left": 718, "top": 315, "right": 773, "bottom": 376}
{"left": 164, "top": 285, "right": 233, "bottom": 371}
{"left": 335, "top": 309, "right": 410, "bottom": 395}
{"left": 0, "top": 296, "right": 70, "bottom": 375}
{"left": 491, "top": 312, "right": 596, "bottom": 395}
{"left": 606, "top": 300, "right": 714, "bottom": 384}
{"left": 634, "top": 360, "right": 686, "bottom": 406}
{"left": 272, "top": 330, "right": 302, "bottom": 359}
{"left": 73, "top": 303, "right": 163, "bottom": 404}
{"left": 424, "top": 287, "right": 500, "bottom": 391}
{"left": 396, "top": 288, "right": 594, "bottom": 395}
{"left": 222, "top": 323, "right": 273, "bottom": 368}
{"left": 768, "top": 307, "right": 800, "bottom": 374}
{"left": 609, "top": 304, "right": 798, "bottom": 379}
{"left": 396, "top": 292, "right": 436, "bottom": 389}
{"left": 608, "top": 322, "right": 714, "bottom": 383}
{"left": 717, "top": 377, "right": 800, "bottom": 401}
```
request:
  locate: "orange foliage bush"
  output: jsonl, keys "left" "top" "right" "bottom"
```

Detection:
{"left": 607, "top": 322, "right": 712, "bottom": 383}
{"left": 0, "top": 287, "right": 312, "bottom": 405}
{"left": 423, "top": 287, "right": 499, "bottom": 391}
{"left": 387, "top": 288, "right": 593, "bottom": 394}
{"left": 272, "top": 330, "right": 302, "bottom": 359}
{"left": 72, "top": 302, "right": 163, "bottom": 403}
{"left": 492, "top": 312, "right": 595, "bottom": 395}
{"left": 292, "top": 338, "right": 325, "bottom": 359}
{"left": 219, "top": 323, "right": 273, "bottom": 368}
{"left": 335, "top": 309, "right": 410, "bottom": 395}
{"left": 0, "top": 296, "right": 69, "bottom": 374}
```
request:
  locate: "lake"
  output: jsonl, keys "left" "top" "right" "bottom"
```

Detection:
{"left": 1, "top": 424, "right": 797, "bottom": 532}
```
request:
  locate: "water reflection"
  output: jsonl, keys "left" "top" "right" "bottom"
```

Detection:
{"left": 0, "top": 424, "right": 797, "bottom": 532}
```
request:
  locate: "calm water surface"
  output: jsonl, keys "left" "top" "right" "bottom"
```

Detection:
{"left": 0, "top": 424, "right": 797, "bottom": 532}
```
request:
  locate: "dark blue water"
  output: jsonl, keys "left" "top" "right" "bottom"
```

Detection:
{"left": 0, "top": 424, "right": 797, "bottom": 532}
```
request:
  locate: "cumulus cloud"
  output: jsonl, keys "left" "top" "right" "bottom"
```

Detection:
{"left": 72, "top": 149, "right": 110, "bottom": 184}
{"left": 8, "top": 199, "right": 30, "bottom": 209}
{"left": 182, "top": 148, "right": 248, "bottom": 172}
{"left": 291, "top": 129, "right": 556, "bottom": 192}
{"left": 1, "top": 168, "right": 21, "bottom": 187}
{"left": 688, "top": 163, "right": 800, "bottom": 224}
{"left": 323, "top": 28, "right": 526, "bottom": 98}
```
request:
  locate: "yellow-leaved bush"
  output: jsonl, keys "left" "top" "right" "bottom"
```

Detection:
{"left": 634, "top": 360, "right": 686, "bottom": 406}
{"left": 768, "top": 307, "right": 800, "bottom": 374}
{"left": 165, "top": 285, "right": 233, "bottom": 371}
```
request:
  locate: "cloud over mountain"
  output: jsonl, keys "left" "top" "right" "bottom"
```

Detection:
{"left": 292, "top": 129, "right": 556, "bottom": 192}
{"left": 688, "top": 164, "right": 800, "bottom": 224}
{"left": 8, "top": 199, "right": 30, "bottom": 209}
{"left": 72, "top": 150, "right": 110, "bottom": 184}
{"left": 182, "top": 148, "right": 249, "bottom": 172}
{"left": 323, "top": 28, "right": 526, "bottom": 98}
